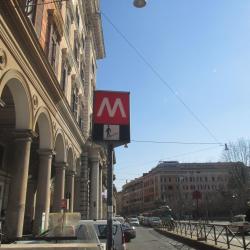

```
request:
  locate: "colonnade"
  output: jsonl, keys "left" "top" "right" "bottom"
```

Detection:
{"left": 3, "top": 131, "right": 105, "bottom": 239}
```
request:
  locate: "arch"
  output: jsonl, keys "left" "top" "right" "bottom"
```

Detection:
{"left": 54, "top": 131, "right": 66, "bottom": 162}
{"left": 0, "top": 70, "right": 32, "bottom": 129}
{"left": 67, "top": 147, "right": 75, "bottom": 171}
{"left": 33, "top": 107, "right": 53, "bottom": 149}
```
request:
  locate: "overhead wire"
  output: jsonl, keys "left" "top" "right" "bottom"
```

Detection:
{"left": 101, "top": 11, "right": 220, "bottom": 144}
{"left": 131, "top": 139, "right": 223, "bottom": 145}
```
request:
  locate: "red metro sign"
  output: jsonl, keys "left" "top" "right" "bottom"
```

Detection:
{"left": 93, "top": 91, "right": 130, "bottom": 125}
{"left": 93, "top": 91, "right": 130, "bottom": 146}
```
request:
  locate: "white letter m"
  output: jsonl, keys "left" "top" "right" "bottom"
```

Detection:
{"left": 97, "top": 97, "right": 126, "bottom": 118}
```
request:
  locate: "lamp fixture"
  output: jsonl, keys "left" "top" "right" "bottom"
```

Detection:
{"left": 133, "top": 0, "right": 147, "bottom": 8}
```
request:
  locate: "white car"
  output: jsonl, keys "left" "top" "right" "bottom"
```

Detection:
{"left": 78, "top": 220, "right": 126, "bottom": 250}
{"left": 128, "top": 217, "right": 140, "bottom": 226}
{"left": 229, "top": 214, "right": 250, "bottom": 234}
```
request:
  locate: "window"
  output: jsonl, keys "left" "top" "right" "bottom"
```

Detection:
{"left": 81, "top": 34, "right": 85, "bottom": 50}
{"left": 76, "top": 6, "right": 80, "bottom": 27}
{"left": 46, "top": 12, "right": 60, "bottom": 74}
{"left": 80, "top": 60, "right": 85, "bottom": 82}
{"left": 66, "top": 12, "right": 71, "bottom": 37}
{"left": 78, "top": 103, "right": 84, "bottom": 130}
{"left": 71, "top": 86, "right": 78, "bottom": 117}
{"left": 74, "top": 33, "right": 79, "bottom": 63}
{"left": 25, "top": 0, "right": 37, "bottom": 24}
{"left": 60, "top": 62, "right": 68, "bottom": 91}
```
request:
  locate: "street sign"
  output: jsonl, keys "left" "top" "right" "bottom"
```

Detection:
{"left": 60, "top": 199, "right": 67, "bottom": 209}
{"left": 192, "top": 190, "right": 202, "bottom": 200}
{"left": 92, "top": 90, "right": 130, "bottom": 146}
{"left": 93, "top": 91, "right": 129, "bottom": 125}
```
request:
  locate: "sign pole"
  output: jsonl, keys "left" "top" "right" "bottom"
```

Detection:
{"left": 107, "top": 143, "right": 113, "bottom": 250}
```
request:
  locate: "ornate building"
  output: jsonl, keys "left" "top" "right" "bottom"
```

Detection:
{"left": 0, "top": 0, "right": 106, "bottom": 239}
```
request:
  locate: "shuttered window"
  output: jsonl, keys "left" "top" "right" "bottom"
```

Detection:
{"left": 25, "top": 0, "right": 37, "bottom": 24}
{"left": 71, "top": 87, "right": 78, "bottom": 118}
{"left": 46, "top": 12, "right": 60, "bottom": 75}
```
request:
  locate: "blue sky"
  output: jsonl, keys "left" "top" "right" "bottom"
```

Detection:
{"left": 97, "top": 0, "right": 250, "bottom": 191}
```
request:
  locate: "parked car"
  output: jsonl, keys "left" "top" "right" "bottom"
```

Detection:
{"left": 128, "top": 217, "right": 140, "bottom": 226}
{"left": 78, "top": 220, "right": 126, "bottom": 250}
{"left": 14, "top": 223, "right": 105, "bottom": 249}
{"left": 122, "top": 223, "right": 136, "bottom": 242}
{"left": 113, "top": 216, "right": 125, "bottom": 224}
{"left": 149, "top": 217, "right": 162, "bottom": 227}
{"left": 229, "top": 214, "right": 250, "bottom": 234}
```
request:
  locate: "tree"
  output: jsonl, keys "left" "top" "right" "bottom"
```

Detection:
{"left": 222, "top": 138, "right": 250, "bottom": 213}
{"left": 222, "top": 138, "right": 250, "bottom": 166}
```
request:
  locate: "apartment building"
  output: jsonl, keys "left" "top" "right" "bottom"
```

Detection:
{"left": 122, "top": 161, "right": 249, "bottom": 218}
{"left": 0, "top": 0, "right": 106, "bottom": 239}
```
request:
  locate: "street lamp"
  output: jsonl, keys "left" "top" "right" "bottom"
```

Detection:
{"left": 133, "top": 0, "right": 147, "bottom": 8}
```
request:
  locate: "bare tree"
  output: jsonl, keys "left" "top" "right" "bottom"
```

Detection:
{"left": 222, "top": 138, "right": 250, "bottom": 213}
{"left": 222, "top": 138, "right": 250, "bottom": 166}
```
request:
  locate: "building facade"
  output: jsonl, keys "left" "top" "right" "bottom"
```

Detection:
{"left": 122, "top": 161, "right": 249, "bottom": 218}
{"left": 0, "top": 0, "right": 107, "bottom": 239}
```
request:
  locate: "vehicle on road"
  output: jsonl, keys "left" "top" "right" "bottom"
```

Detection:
{"left": 14, "top": 223, "right": 105, "bottom": 249}
{"left": 228, "top": 214, "right": 250, "bottom": 234}
{"left": 113, "top": 216, "right": 125, "bottom": 224}
{"left": 128, "top": 217, "right": 140, "bottom": 226}
{"left": 122, "top": 222, "right": 136, "bottom": 242}
{"left": 149, "top": 217, "right": 162, "bottom": 227}
{"left": 78, "top": 220, "right": 126, "bottom": 250}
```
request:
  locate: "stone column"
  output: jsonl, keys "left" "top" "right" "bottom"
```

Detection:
{"left": 24, "top": 179, "right": 36, "bottom": 234}
{"left": 78, "top": 152, "right": 89, "bottom": 219}
{"left": 99, "top": 166, "right": 103, "bottom": 219}
{"left": 5, "top": 130, "right": 33, "bottom": 239}
{"left": 33, "top": 149, "right": 54, "bottom": 235}
{"left": 65, "top": 170, "right": 75, "bottom": 212}
{"left": 53, "top": 162, "right": 66, "bottom": 212}
{"left": 90, "top": 157, "right": 99, "bottom": 219}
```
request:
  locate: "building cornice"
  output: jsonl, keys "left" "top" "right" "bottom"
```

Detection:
{"left": 85, "top": 1, "right": 105, "bottom": 59}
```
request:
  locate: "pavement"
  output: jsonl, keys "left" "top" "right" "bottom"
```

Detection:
{"left": 155, "top": 227, "right": 248, "bottom": 250}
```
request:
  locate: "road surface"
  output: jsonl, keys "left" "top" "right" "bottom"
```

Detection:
{"left": 126, "top": 226, "right": 196, "bottom": 250}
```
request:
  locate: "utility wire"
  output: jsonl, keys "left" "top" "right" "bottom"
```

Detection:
{"left": 101, "top": 11, "right": 220, "bottom": 144}
{"left": 131, "top": 139, "right": 223, "bottom": 145}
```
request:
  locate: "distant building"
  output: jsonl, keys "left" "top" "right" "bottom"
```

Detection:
{"left": 121, "top": 161, "right": 250, "bottom": 218}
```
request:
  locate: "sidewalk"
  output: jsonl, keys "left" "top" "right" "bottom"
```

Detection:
{"left": 155, "top": 228, "right": 248, "bottom": 250}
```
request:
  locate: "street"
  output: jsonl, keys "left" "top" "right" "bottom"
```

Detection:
{"left": 126, "top": 227, "right": 196, "bottom": 250}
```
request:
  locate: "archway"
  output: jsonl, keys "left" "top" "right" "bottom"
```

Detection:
{"left": 24, "top": 109, "right": 53, "bottom": 234}
{"left": 51, "top": 133, "right": 66, "bottom": 212}
{"left": 0, "top": 72, "right": 32, "bottom": 238}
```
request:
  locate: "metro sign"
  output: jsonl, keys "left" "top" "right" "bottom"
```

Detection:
{"left": 93, "top": 91, "right": 130, "bottom": 125}
{"left": 92, "top": 90, "right": 130, "bottom": 146}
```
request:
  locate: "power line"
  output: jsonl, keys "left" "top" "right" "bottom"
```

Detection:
{"left": 131, "top": 139, "right": 223, "bottom": 145}
{"left": 101, "top": 11, "right": 220, "bottom": 144}
{"left": 115, "top": 145, "right": 221, "bottom": 171}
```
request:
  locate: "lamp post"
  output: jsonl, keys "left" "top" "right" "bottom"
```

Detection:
{"left": 133, "top": 0, "right": 147, "bottom": 8}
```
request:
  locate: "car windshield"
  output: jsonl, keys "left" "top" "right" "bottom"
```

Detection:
{"left": 130, "top": 218, "right": 138, "bottom": 222}
{"left": 152, "top": 217, "right": 161, "bottom": 221}
{"left": 76, "top": 224, "right": 101, "bottom": 243}
{"left": 43, "top": 223, "right": 100, "bottom": 244}
{"left": 97, "top": 225, "right": 118, "bottom": 239}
